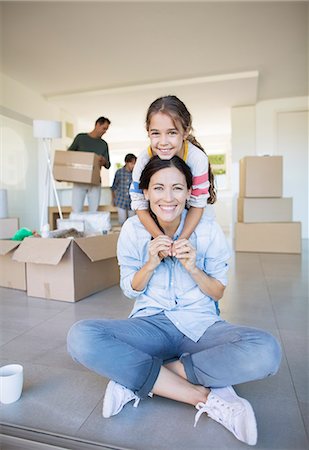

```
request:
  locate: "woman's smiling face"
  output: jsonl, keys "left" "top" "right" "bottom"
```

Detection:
{"left": 144, "top": 166, "right": 191, "bottom": 227}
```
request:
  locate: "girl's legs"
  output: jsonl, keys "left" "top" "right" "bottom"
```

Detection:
{"left": 117, "top": 207, "right": 127, "bottom": 225}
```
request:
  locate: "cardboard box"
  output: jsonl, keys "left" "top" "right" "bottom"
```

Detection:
{"left": 53, "top": 150, "right": 101, "bottom": 185}
{"left": 0, "top": 218, "right": 19, "bottom": 239}
{"left": 0, "top": 240, "right": 26, "bottom": 290}
{"left": 238, "top": 197, "right": 293, "bottom": 223}
{"left": 235, "top": 222, "right": 301, "bottom": 254}
{"left": 239, "top": 156, "right": 283, "bottom": 197}
{"left": 13, "top": 233, "right": 119, "bottom": 302}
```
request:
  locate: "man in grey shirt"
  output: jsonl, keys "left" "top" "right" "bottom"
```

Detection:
{"left": 69, "top": 116, "right": 111, "bottom": 212}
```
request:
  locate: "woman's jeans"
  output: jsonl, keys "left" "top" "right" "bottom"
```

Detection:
{"left": 67, "top": 313, "right": 282, "bottom": 399}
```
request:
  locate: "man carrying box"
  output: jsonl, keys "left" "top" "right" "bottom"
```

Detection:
{"left": 69, "top": 117, "right": 111, "bottom": 212}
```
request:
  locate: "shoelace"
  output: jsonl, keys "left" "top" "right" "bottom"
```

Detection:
{"left": 194, "top": 395, "right": 243, "bottom": 428}
{"left": 133, "top": 397, "right": 140, "bottom": 408}
{"left": 133, "top": 391, "right": 153, "bottom": 408}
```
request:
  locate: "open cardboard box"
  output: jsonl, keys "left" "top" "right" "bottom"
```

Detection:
{"left": 0, "top": 240, "right": 26, "bottom": 290}
{"left": 13, "top": 233, "right": 120, "bottom": 302}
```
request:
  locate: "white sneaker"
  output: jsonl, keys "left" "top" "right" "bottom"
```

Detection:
{"left": 194, "top": 386, "right": 258, "bottom": 446}
{"left": 102, "top": 380, "right": 140, "bottom": 418}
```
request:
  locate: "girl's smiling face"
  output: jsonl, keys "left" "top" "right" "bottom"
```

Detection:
{"left": 144, "top": 166, "right": 191, "bottom": 229}
{"left": 148, "top": 112, "right": 188, "bottom": 160}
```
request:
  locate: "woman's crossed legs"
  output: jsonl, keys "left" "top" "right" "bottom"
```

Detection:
{"left": 67, "top": 313, "right": 281, "bottom": 445}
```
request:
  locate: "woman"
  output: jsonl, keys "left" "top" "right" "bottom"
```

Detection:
{"left": 67, "top": 156, "right": 281, "bottom": 446}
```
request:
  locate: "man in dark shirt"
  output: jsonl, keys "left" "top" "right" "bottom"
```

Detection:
{"left": 69, "top": 117, "right": 111, "bottom": 212}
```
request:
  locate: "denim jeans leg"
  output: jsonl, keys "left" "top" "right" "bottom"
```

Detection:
{"left": 88, "top": 185, "right": 101, "bottom": 212}
{"left": 117, "top": 207, "right": 127, "bottom": 225}
{"left": 67, "top": 315, "right": 179, "bottom": 398}
{"left": 72, "top": 183, "right": 87, "bottom": 212}
{"left": 180, "top": 321, "right": 282, "bottom": 388}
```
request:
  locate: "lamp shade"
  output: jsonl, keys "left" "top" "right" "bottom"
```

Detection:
{"left": 33, "top": 120, "right": 62, "bottom": 139}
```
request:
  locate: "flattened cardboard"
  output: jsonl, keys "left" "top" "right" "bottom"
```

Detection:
{"left": 239, "top": 156, "right": 283, "bottom": 197}
{"left": 53, "top": 150, "right": 101, "bottom": 185}
{"left": 75, "top": 232, "right": 119, "bottom": 261}
{"left": 0, "top": 218, "right": 19, "bottom": 239}
{"left": 13, "top": 233, "right": 120, "bottom": 302}
{"left": 0, "top": 240, "right": 26, "bottom": 290}
{"left": 238, "top": 197, "right": 293, "bottom": 223}
{"left": 13, "top": 237, "right": 71, "bottom": 265}
{"left": 235, "top": 222, "right": 301, "bottom": 254}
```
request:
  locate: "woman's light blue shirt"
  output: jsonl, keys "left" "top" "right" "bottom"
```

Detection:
{"left": 117, "top": 211, "right": 231, "bottom": 342}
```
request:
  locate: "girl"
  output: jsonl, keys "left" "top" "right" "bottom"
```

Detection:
{"left": 67, "top": 156, "right": 281, "bottom": 446}
{"left": 130, "top": 95, "right": 215, "bottom": 255}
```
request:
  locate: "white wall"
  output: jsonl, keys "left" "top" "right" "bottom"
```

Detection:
{"left": 277, "top": 111, "right": 308, "bottom": 238}
{"left": 0, "top": 73, "right": 69, "bottom": 230}
{"left": 0, "top": 115, "right": 38, "bottom": 229}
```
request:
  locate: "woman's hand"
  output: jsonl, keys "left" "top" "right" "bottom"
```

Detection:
{"left": 172, "top": 239, "right": 197, "bottom": 273}
{"left": 148, "top": 235, "right": 173, "bottom": 269}
{"left": 131, "top": 235, "right": 172, "bottom": 292}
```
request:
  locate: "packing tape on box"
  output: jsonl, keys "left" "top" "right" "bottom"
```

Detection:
{"left": 55, "top": 162, "right": 94, "bottom": 170}
{"left": 0, "top": 189, "right": 8, "bottom": 219}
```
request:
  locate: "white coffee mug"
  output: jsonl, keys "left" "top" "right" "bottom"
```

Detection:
{"left": 0, "top": 364, "right": 23, "bottom": 404}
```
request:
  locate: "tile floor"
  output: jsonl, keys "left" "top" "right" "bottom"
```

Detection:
{"left": 0, "top": 242, "right": 308, "bottom": 450}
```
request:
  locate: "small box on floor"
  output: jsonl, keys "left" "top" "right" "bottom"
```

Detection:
{"left": 0, "top": 218, "right": 19, "bottom": 239}
{"left": 0, "top": 240, "right": 26, "bottom": 290}
{"left": 53, "top": 150, "right": 101, "bottom": 185}
{"left": 235, "top": 222, "right": 301, "bottom": 254}
{"left": 13, "top": 233, "right": 120, "bottom": 302}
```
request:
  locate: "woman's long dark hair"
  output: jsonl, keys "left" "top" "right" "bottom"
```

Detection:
{"left": 139, "top": 156, "right": 193, "bottom": 234}
{"left": 146, "top": 95, "right": 216, "bottom": 204}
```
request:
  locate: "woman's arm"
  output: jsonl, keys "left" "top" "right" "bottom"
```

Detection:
{"left": 173, "top": 239, "right": 225, "bottom": 301}
{"left": 188, "top": 266, "right": 225, "bottom": 301}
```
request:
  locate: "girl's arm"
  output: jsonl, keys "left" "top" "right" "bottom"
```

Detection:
{"left": 136, "top": 210, "right": 164, "bottom": 238}
{"left": 177, "top": 206, "right": 204, "bottom": 240}
{"left": 131, "top": 235, "right": 172, "bottom": 291}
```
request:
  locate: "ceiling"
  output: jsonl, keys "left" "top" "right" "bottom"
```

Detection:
{"left": 1, "top": 1, "right": 307, "bottom": 144}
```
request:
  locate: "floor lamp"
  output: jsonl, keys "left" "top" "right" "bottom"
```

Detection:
{"left": 33, "top": 120, "right": 63, "bottom": 231}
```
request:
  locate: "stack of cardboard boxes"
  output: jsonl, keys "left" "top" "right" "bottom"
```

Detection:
{"left": 235, "top": 156, "right": 301, "bottom": 253}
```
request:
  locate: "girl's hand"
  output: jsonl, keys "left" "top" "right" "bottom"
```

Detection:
{"left": 148, "top": 236, "right": 173, "bottom": 269}
{"left": 172, "top": 239, "right": 197, "bottom": 273}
